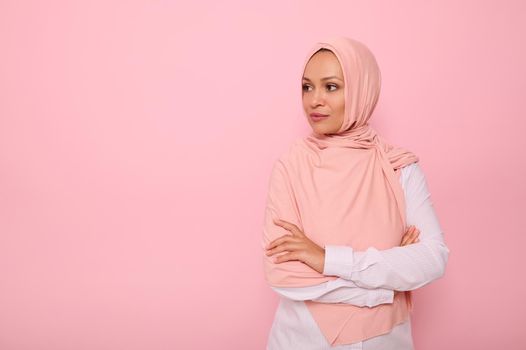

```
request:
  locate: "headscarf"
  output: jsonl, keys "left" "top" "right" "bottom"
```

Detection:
{"left": 262, "top": 36, "right": 419, "bottom": 345}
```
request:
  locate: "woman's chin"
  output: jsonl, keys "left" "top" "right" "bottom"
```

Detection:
{"left": 311, "top": 124, "right": 335, "bottom": 135}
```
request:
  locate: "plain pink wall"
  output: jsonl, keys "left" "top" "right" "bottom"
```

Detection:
{"left": 1, "top": 1, "right": 524, "bottom": 349}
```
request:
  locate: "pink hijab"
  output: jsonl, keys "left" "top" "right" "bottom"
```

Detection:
{"left": 262, "top": 36, "right": 419, "bottom": 345}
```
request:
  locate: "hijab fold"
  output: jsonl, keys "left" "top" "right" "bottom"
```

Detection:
{"left": 262, "top": 37, "right": 419, "bottom": 345}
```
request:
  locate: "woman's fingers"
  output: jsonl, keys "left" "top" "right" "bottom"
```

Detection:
{"left": 266, "top": 240, "right": 301, "bottom": 256}
{"left": 400, "top": 230, "right": 408, "bottom": 246}
{"left": 408, "top": 229, "right": 420, "bottom": 244}
{"left": 274, "top": 251, "right": 300, "bottom": 263}
{"left": 266, "top": 234, "right": 293, "bottom": 250}
{"left": 408, "top": 229, "right": 421, "bottom": 245}
{"left": 411, "top": 228, "right": 421, "bottom": 244}
{"left": 400, "top": 226, "right": 414, "bottom": 246}
{"left": 273, "top": 219, "right": 304, "bottom": 236}
{"left": 401, "top": 226, "right": 421, "bottom": 246}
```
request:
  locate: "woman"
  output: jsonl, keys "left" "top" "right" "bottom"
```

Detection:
{"left": 262, "top": 36, "right": 450, "bottom": 349}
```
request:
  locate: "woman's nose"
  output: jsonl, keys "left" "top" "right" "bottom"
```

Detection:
{"left": 310, "top": 90, "right": 325, "bottom": 107}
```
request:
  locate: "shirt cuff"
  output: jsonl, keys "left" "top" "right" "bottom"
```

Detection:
{"left": 366, "top": 288, "right": 394, "bottom": 307}
{"left": 323, "top": 245, "right": 355, "bottom": 279}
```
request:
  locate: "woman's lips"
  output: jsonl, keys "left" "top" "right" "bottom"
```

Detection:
{"left": 310, "top": 113, "right": 329, "bottom": 122}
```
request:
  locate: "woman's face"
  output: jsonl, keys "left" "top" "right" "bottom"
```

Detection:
{"left": 302, "top": 50, "right": 345, "bottom": 135}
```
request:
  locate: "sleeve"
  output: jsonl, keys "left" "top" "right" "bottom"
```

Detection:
{"left": 262, "top": 158, "right": 334, "bottom": 287}
{"left": 270, "top": 278, "right": 394, "bottom": 307}
{"left": 322, "top": 162, "right": 450, "bottom": 291}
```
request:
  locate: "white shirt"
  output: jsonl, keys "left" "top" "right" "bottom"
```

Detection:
{"left": 266, "top": 162, "right": 450, "bottom": 350}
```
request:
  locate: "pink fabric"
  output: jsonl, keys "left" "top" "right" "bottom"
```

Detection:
{"left": 262, "top": 37, "right": 420, "bottom": 346}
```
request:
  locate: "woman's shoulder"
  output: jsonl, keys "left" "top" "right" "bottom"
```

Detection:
{"left": 399, "top": 161, "right": 432, "bottom": 196}
{"left": 269, "top": 138, "right": 303, "bottom": 176}
{"left": 400, "top": 161, "right": 420, "bottom": 175}
{"left": 400, "top": 161, "right": 427, "bottom": 178}
{"left": 274, "top": 137, "right": 308, "bottom": 164}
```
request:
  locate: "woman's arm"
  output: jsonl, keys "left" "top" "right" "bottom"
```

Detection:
{"left": 269, "top": 223, "right": 418, "bottom": 306}
{"left": 271, "top": 278, "right": 394, "bottom": 307}
{"left": 262, "top": 158, "right": 335, "bottom": 287}
{"left": 323, "top": 163, "right": 450, "bottom": 291}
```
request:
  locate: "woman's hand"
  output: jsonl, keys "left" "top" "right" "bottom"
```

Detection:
{"left": 265, "top": 219, "right": 326, "bottom": 274}
{"left": 265, "top": 220, "right": 420, "bottom": 274}
{"left": 400, "top": 225, "right": 420, "bottom": 246}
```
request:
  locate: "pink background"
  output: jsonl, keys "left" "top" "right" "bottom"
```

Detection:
{"left": 1, "top": 1, "right": 525, "bottom": 349}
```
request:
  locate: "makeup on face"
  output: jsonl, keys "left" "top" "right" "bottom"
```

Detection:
{"left": 310, "top": 112, "right": 330, "bottom": 122}
{"left": 302, "top": 50, "right": 345, "bottom": 134}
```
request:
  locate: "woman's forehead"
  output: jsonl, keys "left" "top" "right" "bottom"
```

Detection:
{"left": 303, "top": 51, "right": 344, "bottom": 81}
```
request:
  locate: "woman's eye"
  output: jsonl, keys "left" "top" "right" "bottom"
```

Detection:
{"left": 302, "top": 84, "right": 338, "bottom": 92}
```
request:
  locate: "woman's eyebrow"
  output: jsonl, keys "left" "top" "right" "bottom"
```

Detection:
{"left": 302, "top": 76, "right": 343, "bottom": 82}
